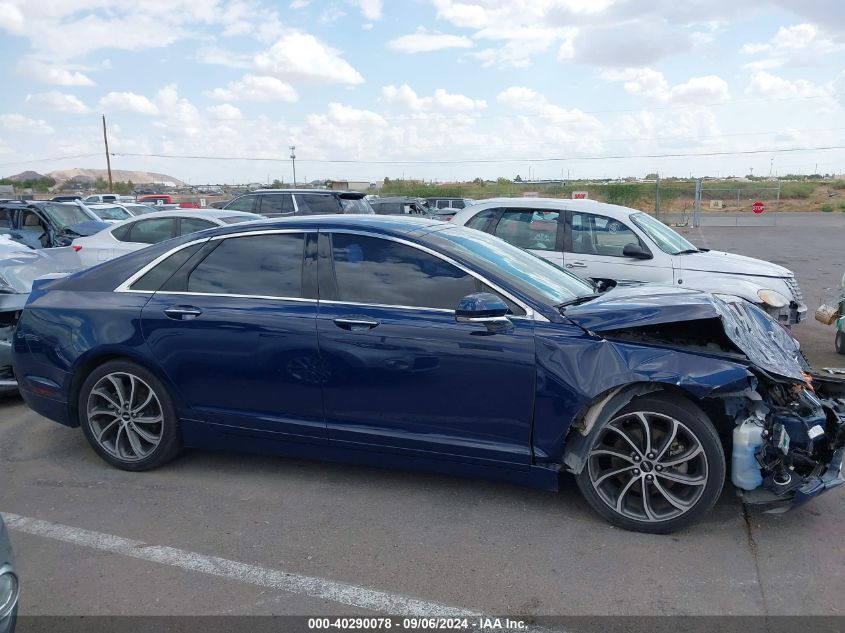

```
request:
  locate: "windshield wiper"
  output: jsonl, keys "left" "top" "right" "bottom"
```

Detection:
{"left": 555, "top": 294, "right": 602, "bottom": 311}
{"left": 675, "top": 248, "right": 701, "bottom": 254}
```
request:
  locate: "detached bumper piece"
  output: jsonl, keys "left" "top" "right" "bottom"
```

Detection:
{"left": 740, "top": 378, "right": 845, "bottom": 512}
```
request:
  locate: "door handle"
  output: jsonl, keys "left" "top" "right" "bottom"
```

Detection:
{"left": 333, "top": 317, "right": 379, "bottom": 331}
{"left": 565, "top": 262, "right": 587, "bottom": 269}
{"left": 164, "top": 306, "right": 203, "bottom": 320}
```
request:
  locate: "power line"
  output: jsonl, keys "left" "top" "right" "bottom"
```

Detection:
{"left": 114, "top": 145, "right": 845, "bottom": 166}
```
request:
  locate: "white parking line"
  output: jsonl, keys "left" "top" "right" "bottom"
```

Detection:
{"left": 2, "top": 512, "right": 478, "bottom": 617}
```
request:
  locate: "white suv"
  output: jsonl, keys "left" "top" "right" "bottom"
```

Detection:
{"left": 451, "top": 198, "right": 806, "bottom": 325}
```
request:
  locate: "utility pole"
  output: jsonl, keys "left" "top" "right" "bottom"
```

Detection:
{"left": 289, "top": 146, "right": 297, "bottom": 188}
{"left": 102, "top": 114, "right": 113, "bottom": 193}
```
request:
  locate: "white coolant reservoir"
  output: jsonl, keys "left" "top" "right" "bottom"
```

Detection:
{"left": 732, "top": 419, "right": 764, "bottom": 490}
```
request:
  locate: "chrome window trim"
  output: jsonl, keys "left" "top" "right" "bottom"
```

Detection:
{"left": 324, "top": 229, "right": 543, "bottom": 321}
{"left": 153, "top": 291, "right": 316, "bottom": 303}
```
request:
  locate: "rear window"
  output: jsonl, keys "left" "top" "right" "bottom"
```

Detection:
{"left": 340, "top": 197, "right": 375, "bottom": 214}
{"left": 294, "top": 194, "right": 341, "bottom": 215}
{"left": 219, "top": 215, "right": 260, "bottom": 224}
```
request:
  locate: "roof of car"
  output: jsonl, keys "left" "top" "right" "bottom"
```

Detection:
{"left": 452, "top": 197, "right": 639, "bottom": 221}
{"left": 195, "top": 213, "right": 447, "bottom": 239}
{"left": 244, "top": 188, "right": 367, "bottom": 197}
{"left": 371, "top": 196, "right": 424, "bottom": 203}
{"left": 105, "top": 208, "right": 262, "bottom": 227}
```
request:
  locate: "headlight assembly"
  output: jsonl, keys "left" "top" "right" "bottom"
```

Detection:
{"left": 757, "top": 288, "right": 790, "bottom": 309}
{"left": 0, "top": 568, "right": 18, "bottom": 619}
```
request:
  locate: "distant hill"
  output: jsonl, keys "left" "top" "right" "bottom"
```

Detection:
{"left": 8, "top": 170, "right": 49, "bottom": 181}
{"left": 48, "top": 168, "right": 186, "bottom": 187}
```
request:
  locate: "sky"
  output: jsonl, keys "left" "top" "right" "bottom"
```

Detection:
{"left": 0, "top": 0, "right": 844, "bottom": 185}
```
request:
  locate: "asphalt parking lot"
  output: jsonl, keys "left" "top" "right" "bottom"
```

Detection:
{"left": 1, "top": 211, "right": 843, "bottom": 621}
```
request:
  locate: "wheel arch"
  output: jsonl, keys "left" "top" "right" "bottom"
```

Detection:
{"left": 68, "top": 348, "right": 180, "bottom": 426}
{"left": 561, "top": 381, "right": 712, "bottom": 474}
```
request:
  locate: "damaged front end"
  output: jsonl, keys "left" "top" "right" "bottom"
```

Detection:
{"left": 564, "top": 285, "right": 845, "bottom": 511}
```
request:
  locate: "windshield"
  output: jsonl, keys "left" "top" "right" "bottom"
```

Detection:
{"left": 630, "top": 212, "right": 697, "bottom": 255}
{"left": 433, "top": 226, "right": 595, "bottom": 306}
{"left": 340, "top": 196, "right": 375, "bottom": 214}
{"left": 39, "top": 203, "right": 96, "bottom": 229}
{"left": 92, "top": 205, "right": 131, "bottom": 221}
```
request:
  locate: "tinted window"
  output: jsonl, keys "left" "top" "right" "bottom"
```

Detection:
{"left": 187, "top": 234, "right": 304, "bottom": 297}
{"left": 127, "top": 218, "right": 177, "bottom": 244}
{"left": 373, "top": 202, "right": 403, "bottom": 215}
{"left": 452, "top": 200, "right": 466, "bottom": 209}
{"left": 179, "top": 218, "right": 216, "bottom": 235}
{"left": 225, "top": 195, "right": 256, "bottom": 213}
{"left": 570, "top": 212, "right": 641, "bottom": 257}
{"left": 111, "top": 224, "right": 132, "bottom": 241}
{"left": 131, "top": 243, "right": 205, "bottom": 291}
{"left": 465, "top": 209, "right": 497, "bottom": 231}
{"left": 339, "top": 197, "right": 375, "bottom": 214}
{"left": 494, "top": 210, "right": 560, "bottom": 251}
{"left": 295, "top": 194, "right": 340, "bottom": 215}
{"left": 260, "top": 193, "right": 294, "bottom": 216}
{"left": 331, "top": 234, "right": 478, "bottom": 310}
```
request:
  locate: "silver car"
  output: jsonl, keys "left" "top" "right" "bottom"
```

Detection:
{"left": 0, "top": 516, "right": 18, "bottom": 633}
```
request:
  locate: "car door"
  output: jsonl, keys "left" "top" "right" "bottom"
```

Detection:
{"left": 564, "top": 210, "right": 672, "bottom": 284}
{"left": 140, "top": 230, "right": 325, "bottom": 440}
{"left": 487, "top": 208, "right": 564, "bottom": 267}
{"left": 316, "top": 231, "right": 536, "bottom": 466}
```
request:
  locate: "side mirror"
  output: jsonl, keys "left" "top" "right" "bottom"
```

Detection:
{"left": 622, "top": 243, "right": 652, "bottom": 260}
{"left": 456, "top": 292, "right": 512, "bottom": 332}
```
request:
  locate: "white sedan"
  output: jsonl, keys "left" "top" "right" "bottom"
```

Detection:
{"left": 70, "top": 209, "right": 263, "bottom": 267}
{"left": 85, "top": 202, "right": 160, "bottom": 222}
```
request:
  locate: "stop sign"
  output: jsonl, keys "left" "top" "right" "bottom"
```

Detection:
{"left": 752, "top": 201, "right": 765, "bottom": 214}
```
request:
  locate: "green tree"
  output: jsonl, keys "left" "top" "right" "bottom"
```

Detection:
{"left": 514, "top": 175, "right": 522, "bottom": 182}
{"left": 93, "top": 177, "right": 108, "bottom": 192}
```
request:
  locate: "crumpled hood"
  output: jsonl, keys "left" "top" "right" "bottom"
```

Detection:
{"left": 564, "top": 284, "right": 806, "bottom": 381}
{"left": 0, "top": 238, "right": 80, "bottom": 294}
{"left": 678, "top": 249, "right": 791, "bottom": 278}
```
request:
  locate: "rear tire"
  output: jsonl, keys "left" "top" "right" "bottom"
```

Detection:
{"left": 575, "top": 395, "right": 725, "bottom": 534}
{"left": 78, "top": 360, "right": 182, "bottom": 471}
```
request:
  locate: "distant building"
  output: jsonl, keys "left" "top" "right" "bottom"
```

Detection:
{"left": 327, "top": 180, "right": 374, "bottom": 192}
{"left": 0, "top": 185, "right": 14, "bottom": 197}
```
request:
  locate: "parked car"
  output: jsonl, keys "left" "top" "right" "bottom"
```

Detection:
{"left": 369, "top": 196, "right": 429, "bottom": 216}
{"left": 451, "top": 198, "right": 807, "bottom": 326}
{"left": 224, "top": 189, "right": 375, "bottom": 216}
{"left": 0, "top": 516, "right": 18, "bottom": 633}
{"left": 70, "top": 209, "right": 263, "bottom": 267}
{"left": 50, "top": 195, "right": 82, "bottom": 202}
{"left": 83, "top": 202, "right": 159, "bottom": 221}
{"left": 0, "top": 200, "right": 108, "bottom": 249}
{"left": 14, "top": 215, "right": 845, "bottom": 533}
{"left": 82, "top": 194, "right": 134, "bottom": 204}
{"left": 425, "top": 197, "right": 474, "bottom": 211}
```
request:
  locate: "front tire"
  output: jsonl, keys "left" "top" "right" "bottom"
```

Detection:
{"left": 78, "top": 360, "right": 182, "bottom": 471}
{"left": 575, "top": 395, "right": 725, "bottom": 534}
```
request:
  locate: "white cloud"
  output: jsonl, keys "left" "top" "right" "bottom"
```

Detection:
{"left": 742, "top": 23, "right": 844, "bottom": 68}
{"left": 0, "top": 113, "right": 54, "bottom": 135}
{"left": 380, "top": 84, "right": 486, "bottom": 111}
{"left": 387, "top": 27, "right": 473, "bottom": 53}
{"left": 603, "top": 68, "right": 730, "bottom": 103}
{"left": 206, "top": 74, "right": 299, "bottom": 102}
{"left": 745, "top": 71, "right": 833, "bottom": 100}
{"left": 17, "top": 58, "right": 95, "bottom": 86}
{"left": 195, "top": 44, "right": 252, "bottom": 69}
{"left": 255, "top": 33, "right": 364, "bottom": 85}
{"left": 206, "top": 104, "right": 243, "bottom": 120}
{"left": 24, "top": 91, "right": 90, "bottom": 114}
{"left": 99, "top": 91, "right": 160, "bottom": 115}
{"left": 350, "top": 0, "right": 382, "bottom": 20}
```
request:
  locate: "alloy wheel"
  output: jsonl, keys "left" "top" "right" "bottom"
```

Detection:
{"left": 86, "top": 372, "right": 164, "bottom": 462}
{"left": 587, "top": 411, "right": 709, "bottom": 523}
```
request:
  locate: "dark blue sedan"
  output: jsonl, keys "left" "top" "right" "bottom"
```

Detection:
{"left": 12, "top": 216, "right": 845, "bottom": 533}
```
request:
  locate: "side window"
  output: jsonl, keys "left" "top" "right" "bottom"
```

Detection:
{"left": 493, "top": 210, "right": 560, "bottom": 251}
{"left": 225, "top": 195, "right": 256, "bottom": 213}
{"left": 464, "top": 209, "right": 497, "bottom": 231}
{"left": 437, "top": 200, "right": 449, "bottom": 209}
{"left": 21, "top": 211, "right": 45, "bottom": 232}
{"left": 295, "top": 194, "right": 340, "bottom": 215}
{"left": 260, "top": 194, "right": 294, "bottom": 216}
{"left": 111, "top": 224, "right": 132, "bottom": 241}
{"left": 130, "top": 243, "right": 205, "bottom": 291}
{"left": 570, "top": 212, "right": 641, "bottom": 257}
{"left": 179, "top": 218, "right": 216, "bottom": 236}
{"left": 330, "top": 233, "right": 479, "bottom": 310}
{"left": 0, "top": 209, "right": 11, "bottom": 229}
{"left": 127, "top": 218, "right": 177, "bottom": 244}
{"left": 187, "top": 234, "right": 304, "bottom": 297}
